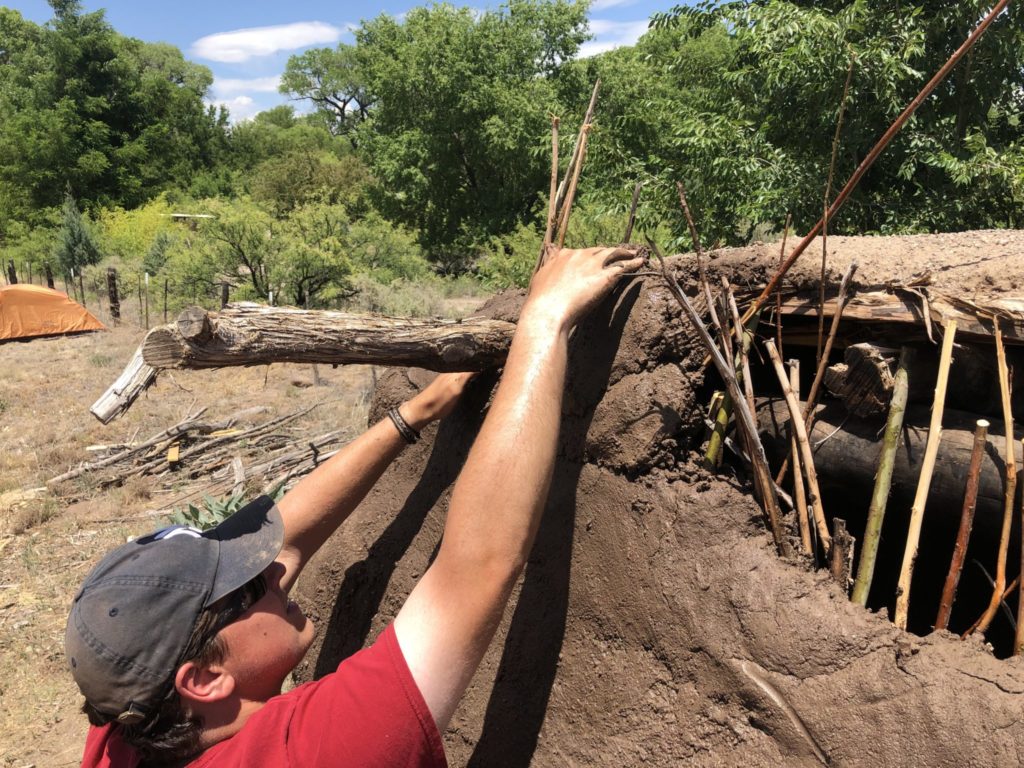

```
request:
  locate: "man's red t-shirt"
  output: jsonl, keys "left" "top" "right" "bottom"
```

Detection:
{"left": 80, "top": 624, "right": 447, "bottom": 768}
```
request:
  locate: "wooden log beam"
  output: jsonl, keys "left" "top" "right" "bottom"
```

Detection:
{"left": 777, "top": 290, "right": 1024, "bottom": 344}
{"left": 141, "top": 304, "right": 516, "bottom": 372}
{"left": 758, "top": 400, "right": 1024, "bottom": 537}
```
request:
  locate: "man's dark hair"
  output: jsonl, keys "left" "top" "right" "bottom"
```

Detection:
{"left": 81, "top": 574, "right": 266, "bottom": 767}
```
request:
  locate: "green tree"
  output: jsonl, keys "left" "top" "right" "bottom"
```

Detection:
{"left": 276, "top": 202, "right": 352, "bottom": 306}
{"left": 283, "top": 0, "right": 590, "bottom": 264}
{"left": 0, "top": 3, "right": 225, "bottom": 227}
{"left": 250, "top": 148, "right": 371, "bottom": 217}
{"left": 197, "top": 198, "right": 279, "bottom": 299}
{"left": 585, "top": 0, "right": 1024, "bottom": 245}
{"left": 279, "top": 47, "right": 373, "bottom": 142}
{"left": 53, "top": 192, "right": 101, "bottom": 274}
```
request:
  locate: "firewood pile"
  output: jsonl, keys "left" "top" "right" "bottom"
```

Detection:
{"left": 50, "top": 403, "right": 352, "bottom": 498}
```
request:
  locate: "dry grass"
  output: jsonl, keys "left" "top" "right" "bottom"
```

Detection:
{"left": 0, "top": 301, "right": 489, "bottom": 764}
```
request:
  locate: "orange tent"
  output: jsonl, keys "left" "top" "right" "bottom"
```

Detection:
{"left": 0, "top": 284, "right": 106, "bottom": 341}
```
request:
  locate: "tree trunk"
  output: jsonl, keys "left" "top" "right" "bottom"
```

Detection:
{"left": 141, "top": 304, "right": 516, "bottom": 372}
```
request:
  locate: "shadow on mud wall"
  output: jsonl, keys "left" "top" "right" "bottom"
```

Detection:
{"left": 468, "top": 281, "right": 642, "bottom": 767}
{"left": 312, "top": 373, "right": 496, "bottom": 676}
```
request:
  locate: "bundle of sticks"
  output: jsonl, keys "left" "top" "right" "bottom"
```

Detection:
{"left": 48, "top": 404, "right": 352, "bottom": 497}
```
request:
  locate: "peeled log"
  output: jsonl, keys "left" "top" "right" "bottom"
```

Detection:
{"left": 759, "top": 399, "right": 1024, "bottom": 534}
{"left": 142, "top": 303, "right": 517, "bottom": 372}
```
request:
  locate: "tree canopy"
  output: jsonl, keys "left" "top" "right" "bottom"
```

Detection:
{"left": 582, "top": 0, "right": 1024, "bottom": 245}
{"left": 0, "top": 2, "right": 225, "bottom": 230}
{"left": 282, "top": 0, "right": 590, "bottom": 265}
{"left": 3, "top": 0, "right": 1023, "bottom": 298}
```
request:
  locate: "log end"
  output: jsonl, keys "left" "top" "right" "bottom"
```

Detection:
{"left": 177, "top": 306, "right": 213, "bottom": 343}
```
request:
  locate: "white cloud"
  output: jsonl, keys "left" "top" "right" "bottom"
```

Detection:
{"left": 207, "top": 95, "right": 259, "bottom": 122}
{"left": 579, "top": 18, "right": 650, "bottom": 58}
{"left": 212, "top": 76, "right": 282, "bottom": 97}
{"left": 192, "top": 21, "right": 343, "bottom": 63}
{"left": 589, "top": 0, "right": 638, "bottom": 10}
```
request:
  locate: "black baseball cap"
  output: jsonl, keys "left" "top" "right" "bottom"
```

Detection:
{"left": 65, "top": 496, "right": 284, "bottom": 722}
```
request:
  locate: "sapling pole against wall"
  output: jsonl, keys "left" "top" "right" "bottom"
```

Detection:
{"left": 935, "top": 418, "right": 989, "bottom": 630}
{"left": 971, "top": 324, "right": 1017, "bottom": 637}
{"left": 789, "top": 359, "right": 812, "bottom": 555}
{"left": 765, "top": 340, "right": 831, "bottom": 555}
{"left": 851, "top": 347, "right": 913, "bottom": 607}
{"left": 895, "top": 321, "right": 957, "bottom": 630}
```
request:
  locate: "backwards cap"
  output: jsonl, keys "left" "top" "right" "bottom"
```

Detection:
{"left": 65, "top": 496, "right": 283, "bottom": 721}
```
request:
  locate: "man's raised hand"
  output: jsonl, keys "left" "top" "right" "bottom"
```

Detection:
{"left": 527, "top": 246, "right": 645, "bottom": 331}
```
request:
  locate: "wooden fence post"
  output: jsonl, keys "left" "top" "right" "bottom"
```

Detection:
{"left": 78, "top": 270, "right": 86, "bottom": 307}
{"left": 163, "top": 278, "right": 168, "bottom": 323}
{"left": 107, "top": 267, "right": 121, "bottom": 323}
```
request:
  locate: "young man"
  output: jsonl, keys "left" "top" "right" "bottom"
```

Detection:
{"left": 67, "top": 245, "right": 643, "bottom": 767}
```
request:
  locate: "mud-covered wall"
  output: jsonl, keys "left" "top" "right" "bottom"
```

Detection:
{"left": 293, "top": 256, "right": 1024, "bottom": 767}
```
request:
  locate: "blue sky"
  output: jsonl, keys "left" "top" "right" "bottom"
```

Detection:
{"left": 7, "top": 0, "right": 677, "bottom": 121}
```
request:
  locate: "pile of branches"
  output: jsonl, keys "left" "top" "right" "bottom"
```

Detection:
{"left": 49, "top": 404, "right": 352, "bottom": 498}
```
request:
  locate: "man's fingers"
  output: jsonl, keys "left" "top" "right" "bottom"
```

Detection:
{"left": 613, "top": 256, "right": 646, "bottom": 274}
{"left": 599, "top": 247, "right": 640, "bottom": 268}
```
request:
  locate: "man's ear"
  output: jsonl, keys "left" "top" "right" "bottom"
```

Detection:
{"left": 175, "top": 660, "right": 235, "bottom": 706}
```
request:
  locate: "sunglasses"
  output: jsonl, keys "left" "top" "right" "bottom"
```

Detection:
{"left": 208, "top": 572, "right": 268, "bottom": 636}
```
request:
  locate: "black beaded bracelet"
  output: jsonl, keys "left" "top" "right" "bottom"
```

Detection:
{"left": 387, "top": 406, "right": 420, "bottom": 445}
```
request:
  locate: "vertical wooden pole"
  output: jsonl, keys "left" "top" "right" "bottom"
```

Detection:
{"left": 137, "top": 274, "right": 143, "bottom": 326}
{"left": 972, "top": 325, "right": 1017, "bottom": 637}
{"left": 830, "top": 519, "right": 855, "bottom": 592}
{"left": 788, "top": 359, "right": 812, "bottom": 555}
{"left": 163, "top": 278, "right": 169, "bottom": 323}
{"left": 852, "top": 347, "right": 914, "bottom": 607}
{"left": 106, "top": 267, "right": 120, "bottom": 323}
{"left": 1016, "top": 437, "right": 1024, "bottom": 655}
{"left": 44, "top": 263, "right": 54, "bottom": 289}
{"left": 78, "top": 270, "right": 86, "bottom": 307}
{"left": 895, "top": 322, "right": 957, "bottom": 630}
{"left": 765, "top": 339, "right": 832, "bottom": 554}
{"left": 935, "top": 419, "right": 989, "bottom": 631}
{"left": 144, "top": 272, "right": 150, "bottom": 329}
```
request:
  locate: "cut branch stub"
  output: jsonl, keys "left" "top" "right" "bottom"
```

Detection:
{"left": 142, "top": 304, "right": 516, "bottom": 372}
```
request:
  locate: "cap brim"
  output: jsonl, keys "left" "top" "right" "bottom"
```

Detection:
{"left": 204, "top": 496, "right": 285, "bottom": 606}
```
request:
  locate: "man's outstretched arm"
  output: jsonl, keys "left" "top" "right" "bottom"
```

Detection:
{"left": 394, "top": 246, "right": 642, "bottom": 729}
{"left": 275, "top": 372, "right": 473, "bottom": 593}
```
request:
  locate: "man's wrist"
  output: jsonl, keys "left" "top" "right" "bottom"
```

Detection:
{"left": 397, "top": 400, "right": 432, "bottom": 433}
{"left": 518, "top": 298, "right": 572, "bottom": 338}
